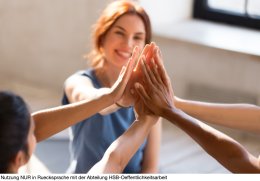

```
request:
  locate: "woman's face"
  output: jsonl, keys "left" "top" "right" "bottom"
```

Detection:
{"left": 102, "top": 14, "right": 146, "bottom": 69}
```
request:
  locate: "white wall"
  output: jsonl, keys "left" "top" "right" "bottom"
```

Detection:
{"left": 0, "top": 0, "right": 107, "bottom": 90}
{"left": 0, "top": 0, "right": 193, "bottom": 90}
{"left": 153, "top": 36, "right": 260, "bottom": 104}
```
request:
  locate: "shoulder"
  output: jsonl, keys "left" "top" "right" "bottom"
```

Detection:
{"left": 64, "top": 69, "right": 95, "bottom": 92}
{"left": 65, "top": 69, "right": 93, "bottom": 84}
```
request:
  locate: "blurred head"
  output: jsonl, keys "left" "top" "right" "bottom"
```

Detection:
{"left": 88, "top": 0, "right": 152, "bottom": 68}
{"left": 0, "top": 91, "right": 36, "bottom": 173}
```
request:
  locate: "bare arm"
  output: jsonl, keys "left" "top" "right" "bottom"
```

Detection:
{"left": 64, "top": 73, "right": 120, "bottom": 115}
{"left": 33, "top": 94, "right": 112, "bottom": 142}
{"left": 88, "top": 116, "right": 158, "bottom": 174}
{"left": 163, "top": 107, "right": 260, "bottom": 173}
{"left": 175, "top": 97, "right": 260, "bottom": 133}
{"left": 141, "top": 119, "right": 161, "bottom": 173}
{"left": 65, "top": 47, "right": 140, "bottom": 115}
{"left": 88, "top": 55, "right": 160, "bottom": 174}
{"left": 33, "top": 54, "right": 136, "bottom": 142}
{"left": 134, "top": 45, "right": 260, "bottom": 173}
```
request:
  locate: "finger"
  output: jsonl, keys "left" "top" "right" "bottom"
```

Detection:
{"left": 151, "top": 58, "right": 164, "bottom": 87}
{"left": 141, "top": 56, "right": 155, "bottom": 89}
{"left": 115, "top": 48, "right": 137, "bottom": 92}
{"left": 132, "top": 46, "right": 140, "bottom": 68}
{"left": 134, "top": 44, "right": 150, "bottom": 72}
{"left": 153, "top": 47, "right": 170, "bottom": 88}
{"left": 119, "top": 66, "right": 126, "bottom": 76}
{"left": 134, "top": 82, "right": 150, "bottom": 103}
{"left": 142, "top": 57, "right": 159, "bottom": 87}
{"left": 121, "top": 58, "right": 133, "bottom": 82}
{"left": 145, "top": 42, "right": 155, "bottom": 60}
{"left": 117, "top": 66, "right": 126, "bottom": 82}
{"left": 123, "top": 46, "right": 139, "bottom": 78}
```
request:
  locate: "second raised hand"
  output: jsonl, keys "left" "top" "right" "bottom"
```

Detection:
{"left": 116, "top": 43, "right": 156, "bottom": 107}
{"left": 110, "top": 46, "right": 140, "bottom": 104}
{"left": 134, "top": 46, "right": 174, "bottom": 116}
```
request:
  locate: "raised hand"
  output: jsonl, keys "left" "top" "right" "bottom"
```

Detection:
{"left": 109, "top": 46, "right": 139, "bottom": 104}
{"left": 117, "top": 43, "right": 157, "bottom": 107}
{"left": 134, "top": 46, "right": 175, "bottom": 116}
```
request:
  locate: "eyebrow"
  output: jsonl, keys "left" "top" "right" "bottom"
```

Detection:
{"left": 114, "top": 25, "right": 145, "bottom": 35}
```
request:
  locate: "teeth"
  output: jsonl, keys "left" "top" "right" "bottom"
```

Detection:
{"left": 117, "top": 51, "right": 131, "bottom": 58}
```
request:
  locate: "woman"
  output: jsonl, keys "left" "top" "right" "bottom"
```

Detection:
{"left": 134, "top": 45, "right": 260, "bottom": 173}
{"left": 62, "top": 0, "right": 160, "bottom": 173}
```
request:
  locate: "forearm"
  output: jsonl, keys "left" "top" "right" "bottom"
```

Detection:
{"left": 141, "top": 119, "right": 161, "bottom": 173}
{"left": 175, "top": 97, "right": 260, "bottom": 133}
{"left": 73, "top": 88, "right": 121, "bottom": 115}
{"left": 33, "top": 93, "right": 113, "bottom": 142}
{"left": 163, "top": 108, "right": 260, "bottom": 173}
{"left": 99, "top": 103, "right": 121, "bottom": 115}
{"left": 89, "top": 118, "right": 156, "bottom": 173}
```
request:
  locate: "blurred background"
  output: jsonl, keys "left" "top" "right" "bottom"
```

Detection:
{"left": 1, "top": 0, "right": 260, "bottom": 173}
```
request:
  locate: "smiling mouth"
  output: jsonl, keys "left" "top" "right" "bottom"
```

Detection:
{"left": 116, "top": 50, "right": 132, "bottom": 59}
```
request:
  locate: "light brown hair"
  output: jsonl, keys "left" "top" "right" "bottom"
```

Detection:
{"left": 88, "top": 0, "right": 152, "bottom": 67}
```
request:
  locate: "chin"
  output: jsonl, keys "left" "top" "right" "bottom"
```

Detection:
{"left": 115, "top": 60, "right": 128, "bottom": 67}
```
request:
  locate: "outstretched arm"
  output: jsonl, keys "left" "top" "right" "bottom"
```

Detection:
{"left": 162, "top": 108, "right": 260, "bottom": 173}
{"left": 134, "top": 46, "right": 260, "bottom": 173}
{"left": 32, "top": 53, "right": 136, "bottom": 142}
{"left": 64, "top": 47, "right": 140, "bottom": 115}
{"left": 174, "top": 97, "right": 260, "bottom": 133}
{"left": 88, "top": 115, "right": 158, "bottom": 174}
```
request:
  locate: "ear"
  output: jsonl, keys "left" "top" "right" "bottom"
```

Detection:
{"left": 10, "top": 150, "right": 28, "bottom": 172}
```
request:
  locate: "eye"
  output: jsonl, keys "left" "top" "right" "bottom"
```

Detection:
{"left": 134, "top": 35, "right": 144, "bottom": 41}
{"left": 115, "top": 31, "right": 124, "bottom": 36}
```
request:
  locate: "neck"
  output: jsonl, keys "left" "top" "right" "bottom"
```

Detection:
{"left": 7, "top": 166, "right": 18, "bottom": 173}
{"left": 95, "top": 61, "right": 121, "bottom": 87}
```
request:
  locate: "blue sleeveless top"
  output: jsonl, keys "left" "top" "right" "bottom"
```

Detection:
{"left": 62, "top": 69, "right": 147, "bottom": 173}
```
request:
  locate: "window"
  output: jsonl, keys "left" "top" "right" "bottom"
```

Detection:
{"left": 193, "top": 0, "right": 260, "bottom": 30}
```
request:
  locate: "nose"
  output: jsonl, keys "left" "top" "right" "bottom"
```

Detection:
{"left": 125, "top": 36, "right": 134, "bottom": 50}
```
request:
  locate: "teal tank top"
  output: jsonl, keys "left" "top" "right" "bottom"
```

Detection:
{"left": 62, "top": 69, "right": 147, "bottom": 173}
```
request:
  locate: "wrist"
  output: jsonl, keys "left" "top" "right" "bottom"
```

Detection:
{"left": 136, "top": 114, "right": 159, "bottom": 126}
{"left": 173, "top": 96, "right": 179, "bottom": 107}
{"left": 115, "top": 102, "right": 129, "bottom": 108}
{"left": 104, "top": 91, "right": 117, "bottom": 107}
{"left": 174, "top": 96, "right": 185, "bottom": 109}
{"left": 162, "top": 106, "right": 184, "bottom": 123}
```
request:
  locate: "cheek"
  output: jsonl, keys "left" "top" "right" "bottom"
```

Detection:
{"left": 137, "top": 41, "right": 145, "bottom": 49}
{"left": 104, "top": 34, "right": 120, "bottom": 46}
{"left": 28, "top": 135, "right": 37, "bottom": 156}
{"left": 103, "top": 37, "right": 117, "bottom": 53}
